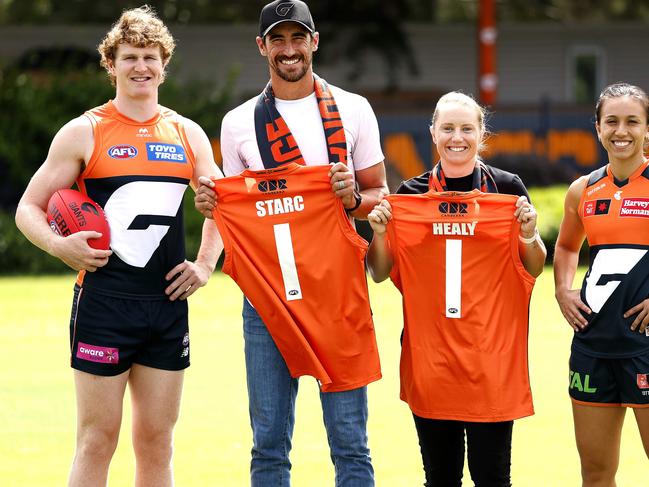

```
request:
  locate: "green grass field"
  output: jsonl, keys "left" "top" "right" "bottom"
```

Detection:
{"left": 0, "top": 271, "right": 646, "bottom": 486}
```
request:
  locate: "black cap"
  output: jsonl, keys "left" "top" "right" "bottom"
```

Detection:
{"left": 259, "top": 0, "right": 315, "bottom": 38}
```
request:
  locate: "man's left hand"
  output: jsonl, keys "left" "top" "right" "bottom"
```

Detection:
{"left": 328, "top": 162, "right": 356, "bottom": 209}
{"left": 194, "top": 175, "right": 216, "bottom": 219}
{"left": 165, "top": 260, "right": 211, "bottom": 301}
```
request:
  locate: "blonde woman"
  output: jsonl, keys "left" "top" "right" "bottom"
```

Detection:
{"left": 367, "top": 92, "right": 546, "bottom": 486}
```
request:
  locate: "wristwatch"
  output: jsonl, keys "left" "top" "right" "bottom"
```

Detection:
{"left": 346, "top": 191, "right": 363, "bottom": 213}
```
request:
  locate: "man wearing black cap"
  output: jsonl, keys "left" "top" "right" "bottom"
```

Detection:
{"left": 195, "top": 1, "right": 387, "bottom": 485}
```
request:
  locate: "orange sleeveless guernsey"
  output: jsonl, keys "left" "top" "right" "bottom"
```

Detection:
{"left": 76, "top": 101, "right": 195, "bottom": 296}
{"left": 386, "top": 190, "right": 535, "bottom": 421}
{"left": 574, "top": 160, "right": 649, "bottom": 357}
{"left": 212, "top": 163, "right": 381, "bottom": 392}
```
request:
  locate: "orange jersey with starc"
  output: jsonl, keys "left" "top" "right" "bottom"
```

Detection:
{"left": 574, "top": 161, "right": 649, "bottom": 357}
{"left": 212, "top": 163, "right": 381, "bottom": 392}
{"left": 75, "top": 101, "right": 195, "bottom": 296}
{"left": 386, "top": 190, "right": 535, "bottom": 421}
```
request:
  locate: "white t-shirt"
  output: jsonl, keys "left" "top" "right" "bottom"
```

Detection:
{"left": 220, "top": 84, "right": 384, "bottom": 177}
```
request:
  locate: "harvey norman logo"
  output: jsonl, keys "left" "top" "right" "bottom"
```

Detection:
{"left": 620, "top": 198, "right": 649, "bottom": 218}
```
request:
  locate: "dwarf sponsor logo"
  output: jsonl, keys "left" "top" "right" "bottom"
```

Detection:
{"left": 181, "top": 347, "right": 189, "bottom": 358}
{"left": 256, "top": 196, "right": 304, "bottom": 217}
{"left": 108, "top": 145, "right": 137, "bottom": 159}
{"left": 146, "top": 143, "right": 186, "bottom": 163}
{"left": 586, "top": 182, "right": 606, "bottom": 197}
{"left": 583, "top": 199, "right": 610, "bottom": 217}
{"left": 136, "top": 127, "right": 152, "bottom": 138}
{"left": 620, "top": 198, "right": 649, "bottom": 218}
{"left": 76, "top": 342, "right": 119, "bottom": 364}
{"left": 432, "top": 221, "right": 477, "bottom": 236}
{"left": 182, "top": 332, "right": 189, "bottom": 347}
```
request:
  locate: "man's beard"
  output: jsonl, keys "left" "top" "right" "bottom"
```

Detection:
{"left": 272, "top": 56, "right": 311, "bottom": 83}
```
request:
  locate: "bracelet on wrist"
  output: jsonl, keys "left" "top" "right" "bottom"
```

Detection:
{"left": 518, "top": 228, "right": 539, "bottom": 245}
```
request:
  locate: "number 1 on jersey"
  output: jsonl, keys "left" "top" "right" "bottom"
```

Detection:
{"left": 273, "top": 223, "right": 303, "bottom": 301}
{"left": 446, "top": 239, "right": 462, "bottom": 318}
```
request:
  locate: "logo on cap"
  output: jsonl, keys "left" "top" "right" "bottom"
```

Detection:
{"left": 276, "top": 2, "right": 294, "bottom": 16}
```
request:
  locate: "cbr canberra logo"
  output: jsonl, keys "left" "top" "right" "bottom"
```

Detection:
{"left": 258, "top": 179, "right": 287, "bottom": 193}
{"left": 108, "top": 145, "right": 137, "bottom": 159}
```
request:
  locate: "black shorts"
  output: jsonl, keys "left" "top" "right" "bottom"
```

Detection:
{"left": 69, "top": 285, "right": 190, "bottom": 376}
{"left": 569, "top": 347, "right": 649, "bottom": 407}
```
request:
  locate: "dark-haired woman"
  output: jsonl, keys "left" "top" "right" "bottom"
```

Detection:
{"left": 554, "top": 82, "right": 649, "bottom": 486}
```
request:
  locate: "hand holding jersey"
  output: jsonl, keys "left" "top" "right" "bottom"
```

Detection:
{"left": 194, "top": 175, "right": 216, "bottom": 218}
{"left": 367, "top": 199, "right": 392, "bottom": 235}
{"left": 370, "top": 194, "right": 537, "bottom": 242}
{"left": 328, "top": 161, "right": 358, "bottom": 207}
{"left": 195, "top": 159, "right": 363, "bottom": 219}
{"left": 514, "top": 194, "right": 538, "bottom": 238}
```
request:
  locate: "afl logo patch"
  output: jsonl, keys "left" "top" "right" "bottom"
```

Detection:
{"left": 108, "top": 145, "right": 137, "bottom": 159}
{"left": 583, "top": 199, "right": 610, "bottom": 217}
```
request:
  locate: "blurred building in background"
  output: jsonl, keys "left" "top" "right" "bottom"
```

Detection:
{"left": 1, "top": 0, "right": 648, "bottom": 190}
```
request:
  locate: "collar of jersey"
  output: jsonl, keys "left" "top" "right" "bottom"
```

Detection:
{"left": 241, "top": 162, "right": 304, "bottom": 178}
{"left": 107, "top": 100, "right": 162, "bottom": 126}
{"left": 606, "top": 158, "right": 649, "bottom": 184}
{"left": 424, "top": 188, "right": 483, "bottom": 199}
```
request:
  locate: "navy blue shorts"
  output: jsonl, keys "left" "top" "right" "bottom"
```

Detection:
{"left": 569, "top": 347, "right": 649, "bottom": 407}
{"left": 69, "top": 285, "right": 190, "bottom": 376}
